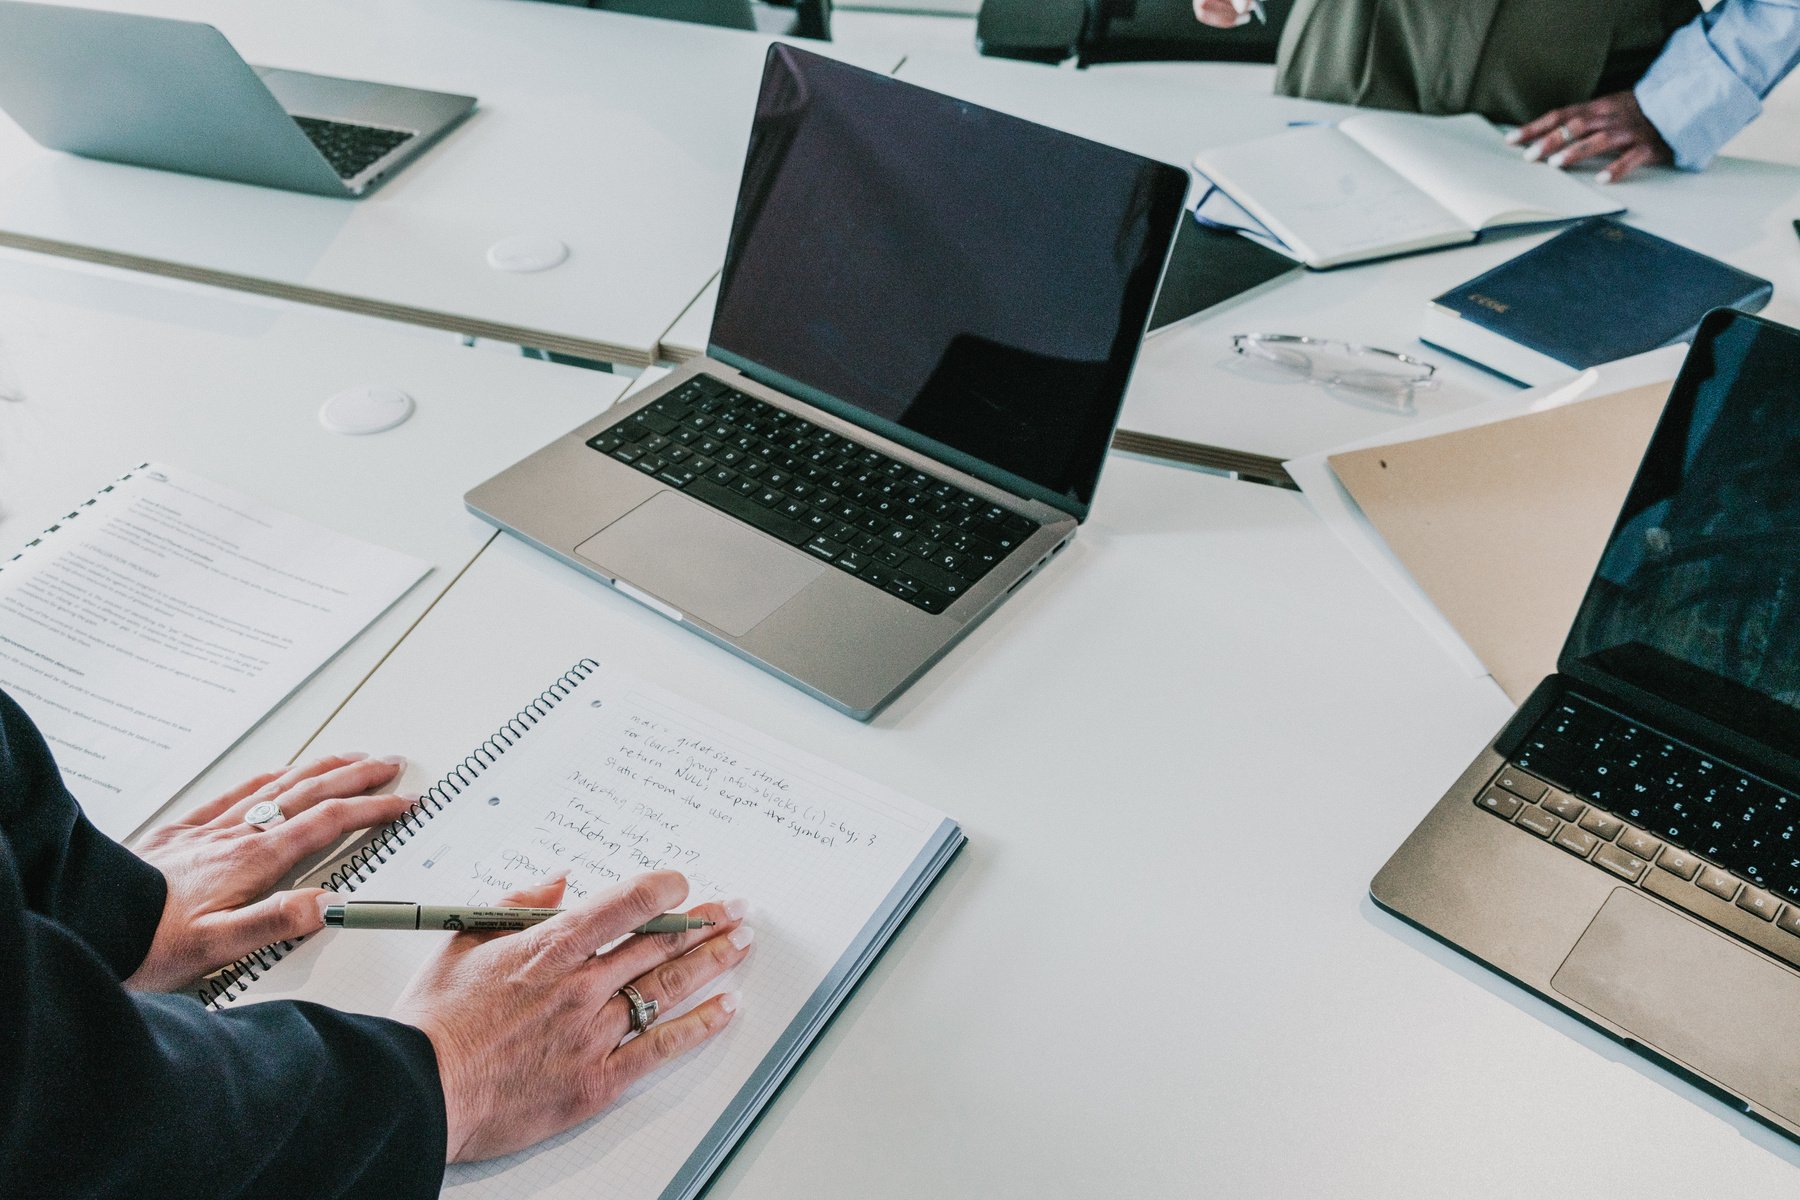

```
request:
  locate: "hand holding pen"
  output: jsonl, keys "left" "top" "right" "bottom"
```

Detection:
{"left": 387, "top": 871, "right": 753, "bottom": 1164}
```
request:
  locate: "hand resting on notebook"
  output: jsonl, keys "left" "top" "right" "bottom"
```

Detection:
{"left": 126, "top": 751, "right": 416, "bottom": 992}
{"left": 1507, "top": 91, "right": 1672, "bottom": 184}
{"left": 124, "top": 751, "right": 750, "bottom": 1164}
{"left": 392, "top": 869, "right": 750, "bottom": 1163}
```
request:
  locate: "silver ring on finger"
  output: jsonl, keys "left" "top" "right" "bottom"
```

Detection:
{"left": 620, "top": 983, "right": 659, "bottom": 1034}
{"left": 244, "top": 800, "right": 287, "bottom": 830}
{"left": 1557, "top": 124, "right": 1574, "bottom": 144}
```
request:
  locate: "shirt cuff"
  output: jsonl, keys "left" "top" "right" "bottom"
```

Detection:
{"left": 1635, "top": 21, "right": 1766, "bottom": 169}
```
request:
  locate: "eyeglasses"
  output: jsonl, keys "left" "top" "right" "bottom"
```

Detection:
{"left": 1230, "top": 333, "right": 1439, "bottom": 409}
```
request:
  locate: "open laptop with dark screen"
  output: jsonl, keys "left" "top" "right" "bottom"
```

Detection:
{"left": 1374, "top": 308, "right": 1800, "bottom": 1135}
{"left": 467, "top": 45, "right": 1186, "bottom": 719}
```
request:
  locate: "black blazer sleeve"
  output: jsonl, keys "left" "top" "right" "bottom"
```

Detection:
{"left": 0, "top": 692, "right": 449, "bottom": 1198}
{"left": 0, "top": 689, "right": 165, "bottom": 976}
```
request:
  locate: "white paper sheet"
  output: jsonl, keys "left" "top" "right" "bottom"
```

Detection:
{"left": 0, "top": 463, "right": 429, "bottom": 837}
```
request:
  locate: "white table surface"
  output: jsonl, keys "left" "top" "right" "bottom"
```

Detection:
{"left": 0, "top": 0, "right": 899, "bottom": 368}
{"left": 882, "top": 52, "right": 1800, "bottom": 464}
{"left": 293, "top": 454, "right": 1800, "bottom": 1196}
{"left": 0, "top": 251, "right": 628, "bottom": 838}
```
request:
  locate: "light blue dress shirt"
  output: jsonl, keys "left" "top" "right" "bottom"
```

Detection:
{"left": 1635, "top": 0, "right": 1800, "bottom": 169}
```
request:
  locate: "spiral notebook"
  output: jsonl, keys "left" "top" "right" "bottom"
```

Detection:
{"left": 202, "top": 660, "right": 964, "bottom": 1200}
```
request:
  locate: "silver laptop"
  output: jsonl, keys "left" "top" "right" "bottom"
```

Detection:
{"left": 1375, "top": 309, "right": 1800, "bottom": 1136}
{"left": 0, "top": 2, "right": 474, "bottom": 197}
{"left": 467, "top": 46, "right": 1186, "bottom": 720}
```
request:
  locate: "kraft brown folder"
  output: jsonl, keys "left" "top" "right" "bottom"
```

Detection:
{"left": 1327, "top": 382, "right": 1671, "bottom": 703}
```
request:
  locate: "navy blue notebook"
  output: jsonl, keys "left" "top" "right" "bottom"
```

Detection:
{"left": 1423, "top": 218, "right": 1773, "bottom": 386}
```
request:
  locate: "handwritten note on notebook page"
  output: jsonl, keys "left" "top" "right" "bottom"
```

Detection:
{"left": 0, "top": 464, "right": 428, "bottom": 838}
{"left": 231, "top": 663, "right": 958, "bottom": 1200}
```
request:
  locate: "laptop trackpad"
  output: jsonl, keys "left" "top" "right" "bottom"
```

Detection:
{"left": 573, "top": 492, "right": 823, "bottom": 637}
{"left": 1552, "top": 888, "right": 1800, "bottom": 1120}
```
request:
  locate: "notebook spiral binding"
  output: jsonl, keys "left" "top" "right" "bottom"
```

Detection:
{"left": 196, "top": 658, "right": 599, "bottom": 1010}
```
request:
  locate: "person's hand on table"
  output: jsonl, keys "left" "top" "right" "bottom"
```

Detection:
{"left": 126, "top": 752, "right": 415, "bottom": 992}
{"left": 1507, "top": 91, "right": 1672, "bottom": 183}
{"left": 391, "top": 870, "right": 751, "bottom": 1163}
{"left": 1193, "top": 0, "right": 1257, "bottom": 27}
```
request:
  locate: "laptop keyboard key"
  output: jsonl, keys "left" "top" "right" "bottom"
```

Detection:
{"left": 1553, "top": 824, "right": 1601, "bottom": 859}
{"left": 1779, "top": 906, "right": 1800, "bottom": 938}
{"left": 1697, "top": 866, "right": 1741, "bottom": 902}
{"left": 1577, "top": 809, "right": 1623, "bottom": 841}
{"left": 1655, "top": 847, "right": 1703, "bottom": 880}
{"left": 1477, "top": 788, "right": 1524, "bottom": 819}
{"left": 1494, "top": 769, "right": 1548, "bottom": 801}
{"left": 1593, "top": 843, "right": 1649, "bottom": 883}
{"left": 1737, "top": 887, "right": 1780, "bottom": 921}
{"left": 1541, "top": 790, "right": 1586, "bottom": 822}
{"left": 1618, "top": 828, "right": 1662, "bottom": 860}
{"left": 1515, "top": 806, "right": 1559, "bottom": 839}
{"left": 632, "top": 410, "right": 678, "bottom": 436}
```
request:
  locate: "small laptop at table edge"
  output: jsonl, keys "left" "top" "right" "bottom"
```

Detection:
{"left": 0, "top": 2, "right": 473, "bottom": 198}
{"left": 466, "top": 45, "right": 1187, "bottom": 720}
{"left": 1374, "top": 307, "right": 1800, "bottom": 1138}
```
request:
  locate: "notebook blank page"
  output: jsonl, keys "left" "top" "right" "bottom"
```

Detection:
{"left": 1340, "top": 112, "right": 1620, "bottom": 231}
{"left": 234, "top": 665, "right": 947, "bottom": 1200}
{"left": 1194, "top": 126, "right": 1470, "bottom": 268}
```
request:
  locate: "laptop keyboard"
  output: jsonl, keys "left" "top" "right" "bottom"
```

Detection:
{"left": 1479, "top": 692, "right": 1800, "bottom": 969}
{"left": 293, "top": 115, "right": 414, "bottom": 180}
{"left": 586, "top": 374, "right": 1038, "bottom": 614}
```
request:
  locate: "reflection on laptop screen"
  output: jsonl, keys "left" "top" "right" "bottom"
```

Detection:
{"left": 1565, "top": 312, "right": 1800, "bottom": 752}
{"left": 708, "top": 46, "right": 1186, "bottom": 518}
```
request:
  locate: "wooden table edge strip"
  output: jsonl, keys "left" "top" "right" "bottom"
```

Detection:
{"left": 0, "top": 231, "right": 653, "bottom": 369}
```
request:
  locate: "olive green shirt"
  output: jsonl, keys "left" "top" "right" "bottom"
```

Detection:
{"left": 1276, "top": 0, "right": 1700, "bottom": 124}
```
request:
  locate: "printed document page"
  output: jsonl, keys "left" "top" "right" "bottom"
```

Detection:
{"left": 0, "top": 463, "right": 428, "bottom": 838}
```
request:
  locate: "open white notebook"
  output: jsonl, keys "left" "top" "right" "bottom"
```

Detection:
{"left": 1192, "top": 113, "right": 1623, "bottom": 269}
{"left": 204, "top": 660, "right": 963, "bottom": 1200}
